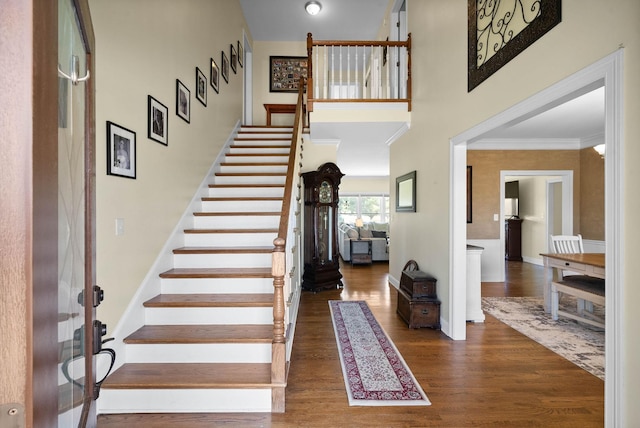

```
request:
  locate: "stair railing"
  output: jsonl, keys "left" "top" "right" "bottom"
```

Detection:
{"left": 306, "top": 32, "right": 412, "bottom": 112}
{"left": 271, "top": 82, "right": 305, "bottom": 412}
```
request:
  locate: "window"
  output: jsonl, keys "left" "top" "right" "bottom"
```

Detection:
{"left": 338, "top": 193, "right": 389, "bottom": 225}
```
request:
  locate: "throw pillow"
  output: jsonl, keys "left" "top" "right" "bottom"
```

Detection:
{"left": 346, "top": 228, "right": 359, "bottom": 239}
{"left": 359, "top": 229, "right": 373, "bottom": 239}
{"left": 371, "top": 230, "right": 387, "bottom": 238}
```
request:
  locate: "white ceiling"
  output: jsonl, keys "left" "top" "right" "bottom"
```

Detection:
{"left": 239, "top": 1, "right": 606, "bottom": 175}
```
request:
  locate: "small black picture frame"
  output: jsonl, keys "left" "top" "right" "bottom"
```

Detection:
{"left": 230, "top": 43, "right": 237, "bottom": 74}
{"left": 106, "top": 121, "right": 136, "bottom": 179}
{"left": 148, "top": 95, "right": 168, "bottom": 146}
{"left": 196, "top": 67, "right": 207, "bottom": 106}
{"left": 396, "top": 170, "right": 416, "bottom": 212}
{"left": 221, "top": 51, "right": 229, "bottom": 83}
{"left": 176, "top": 79, "right": 190, "bottom": 123}
{"left": 210, "top": 58, "right": 219, "bottom": 94}
{"left": 237, "top": 40, "right": 243, "bottom": 68}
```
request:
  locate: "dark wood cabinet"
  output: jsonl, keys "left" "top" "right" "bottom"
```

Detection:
{"left": 505, "top": 218, "right": 523, "bottom": 261}
{"left": 302, "top": 163, "right": 344, "bottom": 292}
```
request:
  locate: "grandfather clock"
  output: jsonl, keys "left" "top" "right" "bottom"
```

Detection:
{"left": 302, "top": 162, "right": 344, "bottom": 292}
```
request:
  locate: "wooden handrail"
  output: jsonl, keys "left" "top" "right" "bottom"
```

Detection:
{"left": 270, "top": 82, "right": 305, "bottom": 412}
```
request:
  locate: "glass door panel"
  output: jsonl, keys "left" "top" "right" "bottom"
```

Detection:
{"left": 58, "top": 0, "right": 88, "bottom": 424}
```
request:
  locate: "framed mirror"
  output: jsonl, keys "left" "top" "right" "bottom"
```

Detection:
{"left": 396, "top": 170, "right": 416, "bottom": 212}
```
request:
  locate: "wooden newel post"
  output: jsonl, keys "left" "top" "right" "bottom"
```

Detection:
{"left": 306, "top": 32, "right": 314, "bottom": 112}
{"left": 406, "top": 32, "right": 412, "bottom": 111}
{"left": 272, "top": 237, "right": 286, "bottom": 345}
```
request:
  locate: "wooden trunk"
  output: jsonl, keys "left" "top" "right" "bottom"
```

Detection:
{"left": 396, "top": 289, "right": 441, "bottom": 329}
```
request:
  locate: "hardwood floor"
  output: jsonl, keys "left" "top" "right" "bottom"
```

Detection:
{"left": 98, "top": 260, "right": 604, "bottom": 427}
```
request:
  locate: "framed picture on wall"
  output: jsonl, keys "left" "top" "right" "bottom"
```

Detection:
{"left": 176, "top": 79, "right": 190, "bottom": 123}
{"left": 195, "top": 67, "right": 207, "bottom": 106}
{"left": 237, "top": 40, "right": 243, "bottom": 68}
{"left": 221, "top": 51, "right": 229, "bottom": 83}
{"left": 269, "top": 56, "right": 308, "bottom": 93}
{"left": 395, "top": 170, "right": 416, "bottom": 212}
{"left": 106, "top": 121, "right": 136, "bottom": 179}
{"left": 230, "top": 43, "right": 237, "bottom": 74}
{"left": 210, "top": 58, "right": 219, "bottom": 94}
{"left": 147, "top": 95, "right": 168, "bottom": 146}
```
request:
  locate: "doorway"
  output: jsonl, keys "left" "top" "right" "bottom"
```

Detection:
{"left": 451, "top": 50, "right": 623, "bottom": 425}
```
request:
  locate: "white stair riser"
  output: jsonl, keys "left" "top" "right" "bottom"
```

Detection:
{"left": 99, "top": 389, "right": 271, "bottom": 413}
{"left": 213, "top": 175, "right": 286, "bottom": 185}
{"left": 193, "top": 215, "right": 279, "bottom": 229}
{"left": 207, "top": 186, "right": 284, "bottom": 198}
{"left": 223, "top": 155, "right": 289, "bottom": 164}
{"left": 184, "top": 233, "right": 277, "bottom": 247}
{"left": 201, "top": 200, "right": 282, "bottom": 212}
{"left": 228, "top": 147, "right": 289, "bottom": 155}
{"left": 126, "top": 343, "right": 271, "bottom": 363}
{"left": 233, "top": 139, "right": 291, "bottom": 145}
{"left": 161, "top": 277, "right": 274, "bottom": 294}
{"left": 145, "top": 307, "right": 273, "bottom": 325}
{"left": 173, "top": 253, "right": 271, "bottom": 268}
{"left": 219, "top": 165, "right": 287, "bottom": 174}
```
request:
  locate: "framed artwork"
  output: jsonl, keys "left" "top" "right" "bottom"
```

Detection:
{"left": 196, "top": 67, "right": 207, "bottom": 106}
{"left": 176, "top": 79, "right": 190, "bottom": 123}
{"left": 230, "top": 43, "right": 237, "bottom": 74}
{"left": 106, "top": 121, "right": 136, "bottom": 179}
{"left": 210, "top": 58, "right": 219, "bottom": 94}
{"left": 467, "top": 166, "right": 472, "bottom": 223}
{"left": 468, "top": 0, "right": 561, "bottom": 91}
{"left": 395, "top": 170, "right": 416, "bottom": 212}
{"left": 237, "top": 40, "right": 243, "bottom": 68}
{"left": 221, "top": 51, "right": 229, "bottom": 83}
{"left": 269, "top": 56, "right": 308, "bottom": 93}
{"left": 147, "top": 95, "right": 168, "bottom": 146}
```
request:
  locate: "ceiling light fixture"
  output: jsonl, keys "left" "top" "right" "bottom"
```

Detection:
{"left": 305, "top": 1, "right": 322, "bottom": 16}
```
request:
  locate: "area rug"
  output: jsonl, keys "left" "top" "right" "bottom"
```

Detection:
{"left": 328, "top": 300, "right": 430, "bottom": 406}
{"left": 482, "top": 296, "right": 604, "bottom": 380}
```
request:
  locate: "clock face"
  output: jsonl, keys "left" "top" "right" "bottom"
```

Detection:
{"left": 319, "top": 180, "right": 332, "bottom": 203}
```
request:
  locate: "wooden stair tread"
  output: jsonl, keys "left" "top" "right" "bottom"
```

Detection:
{"left": 214, "top": 172, "right": 286, "bottom": 176}
{"left": 225, "top": 153, "right": 289, "bottom": 157}
{"left": 220, "top": 162, "right": 288, "bottom": 166}
{"left": 124, "top": 324, "right": 273, "bottom": 344}
{"left": 144, "top": 293, "right": 274, "bottom": 307}
{"left": 208, "top": 183, "right": 284, "bottom": 188}
{"left": 183, "top": 228, "right": 278, "bottom": 234}
{"left": 173, "top": 246, "right": 273, "bottom": 254}
{"left": 230, "top": 144, "right": 290, "bottom": 148}
{"left": 101, "top": 363, "right": 274, "bottom": 389}
{"left": 202, "top": 196, "right": 283, "bottom": 201}
{"left": 193, "top": 211, "right": 280, "bottom": 216}
{"left": 159, "top": 267, "right": 272, "bottom": 278}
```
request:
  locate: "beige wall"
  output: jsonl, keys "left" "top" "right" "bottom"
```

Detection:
{"left": 90, "top": 0, "right": 249, "bottom": 330}
{"left": 580, "top": 147, "right": 605, "bottom": 240}
{"left": 467, "top": 150, "right": 581, "bottom": 239}
{"left": 392, "top": 0, "right": 639, "bottom": 418}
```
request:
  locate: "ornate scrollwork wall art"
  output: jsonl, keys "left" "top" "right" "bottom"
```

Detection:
{"left": 468, "top": 0, "right": 561, "bottom": 91}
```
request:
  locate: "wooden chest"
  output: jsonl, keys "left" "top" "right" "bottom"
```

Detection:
{"left": 396, "top": 289, "right": 441, "bottom": 329}
{"left": 400, "top": 270, "right": 437, "bottom": 299}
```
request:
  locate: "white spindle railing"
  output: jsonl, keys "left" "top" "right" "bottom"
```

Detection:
{"left": 306, "top": 33, "right": 412, "bottom": 111}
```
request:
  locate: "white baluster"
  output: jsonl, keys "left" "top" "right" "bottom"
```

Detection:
{"left": 323, "top": 46, "right": 328, "bottom": 99}
{"left": 355, "top": 45, "right": 359, "bottom": 98}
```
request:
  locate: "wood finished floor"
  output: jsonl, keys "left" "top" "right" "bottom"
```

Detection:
{"left": 98, "top": 261, "right": 604, "bottom": 427}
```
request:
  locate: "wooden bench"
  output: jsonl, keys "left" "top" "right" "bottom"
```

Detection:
{"left": 551, "top": 275, "right": 605, "bottom": 328}
{"left": 263, "top": 103, "right": 296, "bottom": 126}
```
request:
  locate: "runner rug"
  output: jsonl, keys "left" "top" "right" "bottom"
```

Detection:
{"left": 328, "top": 300, "right": 430, "bottom": 406}
{"left": 482, "top": 296, "right": 604, "bottom": 380}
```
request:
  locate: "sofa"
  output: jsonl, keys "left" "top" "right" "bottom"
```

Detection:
{"left": 338, "top": 222, "right": 389, "bottom": 262}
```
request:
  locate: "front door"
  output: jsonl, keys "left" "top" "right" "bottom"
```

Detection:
{"left": 57, "top": 0, "right": 97, "bottom": 426}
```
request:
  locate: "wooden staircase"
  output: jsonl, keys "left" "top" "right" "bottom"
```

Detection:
{"left": 99, "top": 126, "right": 294, "bottom": 414}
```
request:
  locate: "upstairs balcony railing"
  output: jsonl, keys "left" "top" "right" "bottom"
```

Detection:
{"left": 306, "top": 32, "right": 412, "bottom": 112}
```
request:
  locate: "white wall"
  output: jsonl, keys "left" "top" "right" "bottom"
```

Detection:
{"left": 390, "top": 1, "right": 639, "bottom": 421}
{"left": 90, "top": 0, "right": 248, "bottom": 330}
